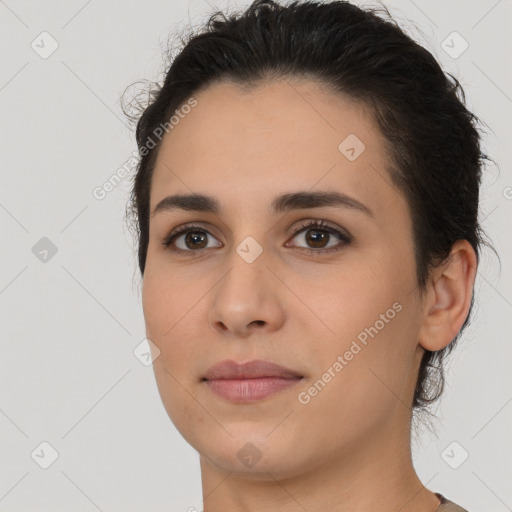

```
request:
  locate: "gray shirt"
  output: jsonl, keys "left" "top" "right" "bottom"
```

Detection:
{"left": 435, "top": 492, "right": 469, "bottom": 512}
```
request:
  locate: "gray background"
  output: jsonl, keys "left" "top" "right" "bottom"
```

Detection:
{"left": 0, "top": 0, "right": 510, "bottom": 511}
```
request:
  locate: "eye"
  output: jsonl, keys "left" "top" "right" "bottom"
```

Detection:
{"left": 161, "top": 224, "right": 222, "bottom": 253}
{"left": 161, "top": 220, "right": 352, "bottom": 255}
{"left": 286, "top": 219, "right": 352, "bottom": 254}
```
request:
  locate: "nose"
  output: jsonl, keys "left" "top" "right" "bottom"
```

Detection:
{"left": 208, "top": 250, "right": 286, "bottom": 338}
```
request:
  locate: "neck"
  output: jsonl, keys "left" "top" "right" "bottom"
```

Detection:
{"left": 200, "top": 409, "right": 440, "bottom": 512}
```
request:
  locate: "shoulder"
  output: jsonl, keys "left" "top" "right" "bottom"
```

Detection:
{"left": 435, "top": 492, "right": 470, "bottom": 512}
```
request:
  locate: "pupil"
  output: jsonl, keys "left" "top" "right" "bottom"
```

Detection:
{"left": 186, "top": 231, "right": 207, "bottom": 249}
{"left": 307, "top": 230, "right": 328, "bottom": 248}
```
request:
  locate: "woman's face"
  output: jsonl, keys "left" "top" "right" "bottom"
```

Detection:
{"left": 142, "top": 78, "right": 426, "bottom": 478}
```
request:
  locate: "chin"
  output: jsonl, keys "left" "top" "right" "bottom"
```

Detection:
{"left": 193, "top": 427, "right": 312, "bottom": 479}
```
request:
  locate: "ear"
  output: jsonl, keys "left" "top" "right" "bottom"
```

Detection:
{"left": 418, "top": 240, "right": 478, "bottom": 352}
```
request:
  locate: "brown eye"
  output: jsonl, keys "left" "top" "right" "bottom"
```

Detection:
{"left": 182, "top": 231, "right": 208, "bottom": 250}
{"left": 287, "top": 220, "right": 352, "bottom": 253}
{"left": 304, "top": 229, "right": 330, "bottom": 248}
{"left": 162, "top": 225, "right": 222, "bottom": 252}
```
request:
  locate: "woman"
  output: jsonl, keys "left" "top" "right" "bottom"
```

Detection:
{"left": 124, "top": 1, "right": 492, "bottom": 510}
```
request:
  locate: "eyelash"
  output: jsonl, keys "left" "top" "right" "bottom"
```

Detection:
{"left": 161, "top": 219, "right": 352, "bottom": 256}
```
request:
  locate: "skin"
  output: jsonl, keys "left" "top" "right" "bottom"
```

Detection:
{"left": 141, "top": 78, "right": 477, "bottom": 512}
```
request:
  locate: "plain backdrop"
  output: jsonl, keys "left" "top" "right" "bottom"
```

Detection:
{"left": 0, "top": 1, "right": 510, "bottom": 511}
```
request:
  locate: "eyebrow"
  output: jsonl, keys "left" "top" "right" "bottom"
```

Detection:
{"left": 151, "top": 190, "right": 374, "bottom": 218}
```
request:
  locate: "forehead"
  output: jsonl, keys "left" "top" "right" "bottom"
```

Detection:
{"left": 150, "top": 78, "right": 398, "bottom": 219}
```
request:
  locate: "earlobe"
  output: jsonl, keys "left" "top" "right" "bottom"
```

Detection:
{"left": 418, "top": 240, "right": 477, "bottom": 352}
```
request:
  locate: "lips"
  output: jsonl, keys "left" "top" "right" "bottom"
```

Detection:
{"left": 202, "top": 360, "right": 304, "bottom": 402}
{"left": 202, "top": 359, "right": 303, "bottom": 381}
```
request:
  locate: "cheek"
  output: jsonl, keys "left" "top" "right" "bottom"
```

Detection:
{"left": 142, "top": 264, "right": 203, "bottom": 383}
{"left": 142, "top": 256, "right": 192, "bottom": 340}
{"left": 295, "top": 256, "right": 418, "bottom": 408}
{"left": 293, "top": 301, "right": 416, "bottom": 448}
{"left": 295, "top": 260, "right": 399, "bottom": 345}
{"left": 142, "top": 267, "right": 209, "bottom": 439}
